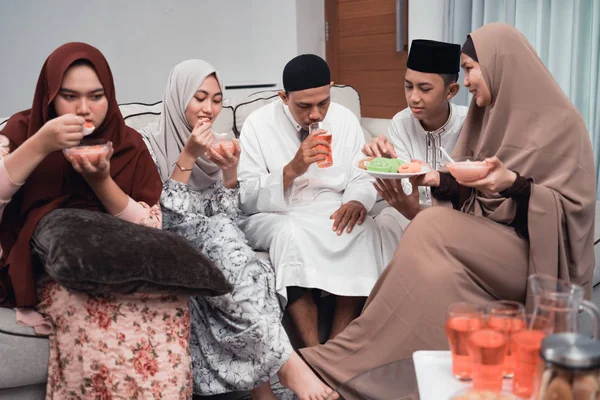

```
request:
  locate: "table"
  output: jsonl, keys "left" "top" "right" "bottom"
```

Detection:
{"left": 327, "top": 351, "right": 515, "bottom": 399}
{"left": 328, "top": 358, "right": 419, "bottom": 399}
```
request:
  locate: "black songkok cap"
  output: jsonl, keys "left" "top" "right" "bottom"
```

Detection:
{"left": 407, "top": 39, "right": 461, "bottom": 74}
{"left": 283, "top": 54, "right": 331, "bottom": 92}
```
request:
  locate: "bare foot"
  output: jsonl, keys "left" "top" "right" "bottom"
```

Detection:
{"left": 278, "top": 351, "right": 340, "bottom": 400}
{"left": 250, "top": 381, "right": 278, "bottom": 400}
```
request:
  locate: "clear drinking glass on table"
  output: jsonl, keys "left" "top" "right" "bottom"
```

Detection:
{"left": 445, "top": 302, "right": 486, "bottom": 381}
{"left": 467, "top": 327, "right": 508, "bottom": 392}
{"left": 510, "top": 314, "right": 551, "bottom": 399}
{"left": 486, "top": 300, "right": 526, "bottom": 378}
{"left": 309, "top": 121, "right": 332, "bottom": 168}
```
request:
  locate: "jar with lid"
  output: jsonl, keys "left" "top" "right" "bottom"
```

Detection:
{"left": 535, "top": 333, "right": 600, "bottom": 399}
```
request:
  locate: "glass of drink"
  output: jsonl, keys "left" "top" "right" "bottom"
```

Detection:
{"left": 445, "top": 302, "right": 486, "bottom": 380}
{"left": 486, "top": 300, "right": 526, "bottom": 378}
{"left": 510, "top": 315, "right": 551, "bottom": 399}
{"left": 211, "top": 131, "right": 235, "bottom": 157}
{"left": 309, "top": 121, "right": 332, "bottom": 168}
{"left": 467, "top": 329, "right": 508, "bottom": 392}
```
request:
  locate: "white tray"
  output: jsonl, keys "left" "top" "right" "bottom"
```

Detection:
{"left": 412, "top": 351, "right": 513, "bottom": 400}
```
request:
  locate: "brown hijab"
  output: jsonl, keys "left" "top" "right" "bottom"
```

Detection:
{"left": 452, "top": 23, "right": 596, "bottom": 297}
{"left": 0, "top": 42, "right": 162, "bottom": 307}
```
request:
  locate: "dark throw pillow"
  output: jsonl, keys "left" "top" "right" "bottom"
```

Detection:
{"left": 31, "top": 209, "right": 232, "bottom": 297}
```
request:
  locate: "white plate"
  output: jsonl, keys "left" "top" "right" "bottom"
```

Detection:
{"left": 412, "top": 351, "right": 513, "bottom": 400}
{"left": 355, "top": 164, "right": 431, "bottom": 179}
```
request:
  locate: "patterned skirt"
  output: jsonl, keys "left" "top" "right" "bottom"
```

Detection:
{"left": 37, "top": 279, "right": 192, "bottom": 400}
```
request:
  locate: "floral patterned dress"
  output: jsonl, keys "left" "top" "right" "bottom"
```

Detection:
{"left": 142, "top": 137, "right": 293, "bottom": 395}
{"left": 0, "top": 140, "right": 193, "bottom": 400}
{"left": 37, "top": 273, "right": 192, "bottom": 400}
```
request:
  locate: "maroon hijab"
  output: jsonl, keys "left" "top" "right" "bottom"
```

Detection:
{"left": 0, "top": 42, "right": 162, "bottom": 307}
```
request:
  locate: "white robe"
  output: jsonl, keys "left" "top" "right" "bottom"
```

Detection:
{"left": 237, "top": 99, "right": 383, "bottom": 305}
{"left": 375, "top": 103, "right": 469, "bottom": 263}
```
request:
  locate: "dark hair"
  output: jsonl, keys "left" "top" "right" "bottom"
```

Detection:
{"left": 68, "top": 58, "right": 95, "bottom": 70}
{"left": 440, "top": 73, "right": 459, "bottom": 86}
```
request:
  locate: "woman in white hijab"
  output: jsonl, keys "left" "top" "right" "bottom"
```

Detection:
{"left": 140, "top": 60, "right": 335, "bottom": 400}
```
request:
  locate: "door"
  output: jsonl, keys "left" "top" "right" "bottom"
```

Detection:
{"left": 325, "top": 0, "right": 409, "bottom": 119}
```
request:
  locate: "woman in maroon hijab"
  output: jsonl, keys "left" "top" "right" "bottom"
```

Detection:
{"left": 0, "top": 43, "right": 192, "bottom": 399}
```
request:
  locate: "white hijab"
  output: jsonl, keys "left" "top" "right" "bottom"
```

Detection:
{"left": 142, "top": 59, "right": 223, "bottom": 190}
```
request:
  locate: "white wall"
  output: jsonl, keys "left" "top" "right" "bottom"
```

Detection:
{"left": 408, "top": 0, "right": 445, "bottom": 47}
{"left": 0, "top": 0, "right": 307, "bottom": 116}
{"left": 296, "top": 0, "right": 326, "bottom": 58}
{"left": 0, "top": 0, "right": 446, "bottom": 116}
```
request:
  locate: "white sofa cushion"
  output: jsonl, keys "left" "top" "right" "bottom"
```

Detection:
{"left": 119, "top": 102, "right": 163, "bottom": 131}
{"left": 233, "top": 91, "right": 280, "bottom": 136}
{"left": 362, "top": 117, "right": 391, "bottom": 140}
{"left": 118, "top": 102, "right": 235, "bottom": 135}
{"left": 330, "top": 85, "right": 361, "bottom": 121}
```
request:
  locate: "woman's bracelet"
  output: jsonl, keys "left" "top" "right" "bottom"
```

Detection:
{"left": 174, "top": 162, "right": 193, "bottom": 172}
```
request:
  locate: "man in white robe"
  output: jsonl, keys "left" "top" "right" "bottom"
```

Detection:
{"left": 237, "top": 54, "right": 383, "bottom": 348}
{"left": 364, "top": 40, "right": 469, "bottom": 263}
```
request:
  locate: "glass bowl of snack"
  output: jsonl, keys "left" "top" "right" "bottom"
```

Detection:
{"left": 63, "top": 138, "right": 112, "bottom": 165}
{"left": 211, "top": 131, "right": 235, "bottom": 157}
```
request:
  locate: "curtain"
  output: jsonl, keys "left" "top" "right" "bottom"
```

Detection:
{"left": 443, "top": 0, "right": 600, "bottom": 194}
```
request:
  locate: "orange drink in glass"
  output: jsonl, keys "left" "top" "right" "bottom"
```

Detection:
{"left": 486, "top": 300, "right": 526, "bottom": 377}
{"left": 467, "top": 329, "right": 507, "bottom": 392}
{"left": 309, "top": 121, "right": 333, "bottom": 168}
{"left": 510, "top": 315, "right": 550, "bottom": 399}
{"left": 445, "top": 303, "right": 485, "bottom": 380}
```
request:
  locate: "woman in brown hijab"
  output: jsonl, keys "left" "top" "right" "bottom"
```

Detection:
{"left": 297, "top": 22, "right": 596, "bottom": 393}
{"left": 0, "top": 43, "right": 192, "bottom": 398}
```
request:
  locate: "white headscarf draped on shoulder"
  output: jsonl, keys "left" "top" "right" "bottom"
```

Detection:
{"left": 141, "top": 59, "right": 223, "bottom": 190}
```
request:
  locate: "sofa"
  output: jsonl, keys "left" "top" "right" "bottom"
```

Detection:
{"left": 1, "top": 85, "right": 600, "bottom": 399}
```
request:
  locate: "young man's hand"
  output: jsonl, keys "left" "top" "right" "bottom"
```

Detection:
{"left": 362, "top": 135, "right": 397, "bottom": 158}
{"left": 374, "top": 178, "right": 421, "bottom": 220}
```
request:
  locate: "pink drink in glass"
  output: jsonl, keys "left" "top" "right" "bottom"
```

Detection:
{"left": 467, "top": 329, "right": 507, "bottom": 392}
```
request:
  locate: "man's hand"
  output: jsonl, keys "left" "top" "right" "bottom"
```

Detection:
{"left": 285, "top": 130, "right": 331, "bottom": 178}
{"left": 283, "top": 130, "right": 331, "bottom": 189}
{"left": 330, "top": 200, "right": 367, "bottom": 236}
{"left": 362, "top": 135, "right": 397, "bottom": 158}
{"left": 374, "top": 177, "right": 421, "bottom": 220}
